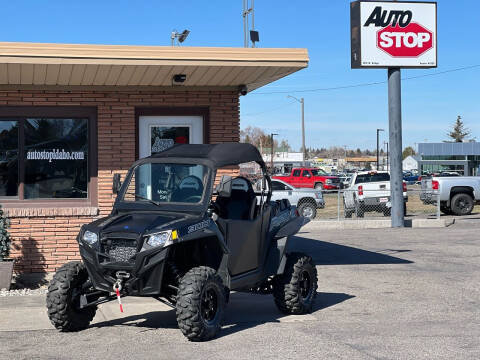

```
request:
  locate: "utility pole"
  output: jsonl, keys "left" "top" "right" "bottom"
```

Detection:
{"left": 376, "top": 128, "right": 384, "bottom": 170}
{"left": 388, "top": 67, "right": 404, "bottom": 227}
{"left": 287, "top": 96, "right": 305, "bottom": 165}
{"left": 243, "top": 0, "right": 256, "bottom": 47}
{"left": 270, "top": 133, "right": 278, "bottom": 174}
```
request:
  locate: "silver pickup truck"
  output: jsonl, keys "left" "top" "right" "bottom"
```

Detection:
{"left": 421, "top": 176, "right": 480, "bottom": 215}
{"left": 268, "top": 179, "right": 325, "bottom": 220}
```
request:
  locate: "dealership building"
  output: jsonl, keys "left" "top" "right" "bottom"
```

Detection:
{"left": 0, "top": 41, "right": 308, "bottom": 274}
{"left": 418, "top": 142, "right": 480, "bottom": 176}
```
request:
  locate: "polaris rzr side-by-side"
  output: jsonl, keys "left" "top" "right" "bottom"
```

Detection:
{"left": 46, "top": 143, "right": 318, "bottom": 341}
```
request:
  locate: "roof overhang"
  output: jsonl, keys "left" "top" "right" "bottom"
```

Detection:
{"left": 0, "top": 42, "right": 308, "bottom": 92}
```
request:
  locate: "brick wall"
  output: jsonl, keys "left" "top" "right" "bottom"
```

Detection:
{"left": 1, "top": 88, "right": 240, "bottom": 273}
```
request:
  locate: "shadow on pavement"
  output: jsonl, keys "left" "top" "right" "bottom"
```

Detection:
{"left": 288, "top": 236, "right": 413, "bottom": 265}
{"left": 90, "top": 291, "right": 355, "bottom": 338}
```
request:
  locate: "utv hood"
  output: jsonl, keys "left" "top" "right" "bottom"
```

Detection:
{"left": 88, "top": 212, "right": 199, "bottom": 237}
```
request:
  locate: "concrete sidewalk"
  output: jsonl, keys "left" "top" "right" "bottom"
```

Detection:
{"left": 0, "top": 292, "right": 316, "bottom": 332}
{"left": 307, "top": 217, "right": 454, "bottom": 229}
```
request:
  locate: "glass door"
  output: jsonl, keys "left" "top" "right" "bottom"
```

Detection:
{"left": 138, "top": 116, "right": 203, "bottom": 198}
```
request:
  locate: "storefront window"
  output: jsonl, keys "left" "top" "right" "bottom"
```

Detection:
{"left": 0, "top": 120, "right": 18, "bottom": 197}
{"left": 24, "top": 118, "right": 88, "bottom": 199}
{"left": 0, "top": 109, "right": 94, "bottom": 202}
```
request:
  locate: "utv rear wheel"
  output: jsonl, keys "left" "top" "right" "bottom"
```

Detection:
{"left": 176, "top": 266, "right": 225, "bottom": 342}
{"left": 273, "top": 253, "right": 317, "bottom": 314}
{"left": 46, "top": 261, "right": 97, "bottom": 332}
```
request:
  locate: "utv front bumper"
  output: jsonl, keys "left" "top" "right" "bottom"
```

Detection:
{"left": 79, "top": 241, "right": 170, "bottom": 296}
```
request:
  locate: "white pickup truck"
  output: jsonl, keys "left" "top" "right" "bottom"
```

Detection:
{"left": 343, "top": 171, "right": 407, "bottom": 218}
{"left": 420, "top": 176, "right": 480, "bottom": 215}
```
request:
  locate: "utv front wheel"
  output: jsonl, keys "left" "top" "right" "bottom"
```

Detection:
{"left": 176, "top": 266, "right": 225, "bottom": 342}
{"left": 46, "top": 261, "right": 97, "bottom": 331}
{"left": 273, "top": 253, "right": 318, "bottom": 314}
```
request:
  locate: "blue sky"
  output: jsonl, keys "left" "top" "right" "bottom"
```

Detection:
{"left": 1, "top": 0, "right": 478, "bottom": 152}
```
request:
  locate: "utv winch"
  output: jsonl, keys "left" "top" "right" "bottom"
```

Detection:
{"left": 46, "top": 143, "right": 318, "bottom": 341}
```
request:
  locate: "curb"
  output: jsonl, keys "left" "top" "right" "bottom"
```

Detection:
{"left": 306, "top": 218, "right": 448, "bottom": 230}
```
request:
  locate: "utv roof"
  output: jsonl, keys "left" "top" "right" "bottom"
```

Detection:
{"left": 146, "top": 143, "right": 265, "bottom": 168}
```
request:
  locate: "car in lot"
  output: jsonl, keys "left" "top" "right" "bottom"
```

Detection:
{"left": 273, "top": 167, "right": 341, "bottom": 191}
{"left": 420, "top": 175, "right": 480, "bottom": 215}
{"left": 343, "top": 171, "right": 407, "bottom": 217}
{"left": 46, "top": 143, "right": 317, "bottom": 342}
{"left": 403, "top": 171, "right": 419, "bottom": 185}
{"left": 268, "top": 178, "right": 325, "bottom": 220}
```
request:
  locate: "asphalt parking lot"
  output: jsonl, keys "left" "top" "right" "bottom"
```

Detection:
{"left": 2, "top": 223, "right": 480, "bottom": 360}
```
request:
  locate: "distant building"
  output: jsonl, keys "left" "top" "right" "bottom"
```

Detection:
{"left": 261, "top": 152, "right": 306, "bottom": 174}
{"left": 418, "top": 142, "right": 480, "bottom": 176}
{"left": 345, "top": 156, "right": 377, "bottom": 170}
{"left": 403, "top": 155, "right": 420, "bottom": 172}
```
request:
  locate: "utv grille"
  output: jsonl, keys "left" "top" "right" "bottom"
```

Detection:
{"left": 107, "top": 239, "right": 137, "bottom": 263}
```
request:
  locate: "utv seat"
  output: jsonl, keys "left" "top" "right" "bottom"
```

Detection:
{"left": 216, "top": 177, "right": 257, "bottom": 220}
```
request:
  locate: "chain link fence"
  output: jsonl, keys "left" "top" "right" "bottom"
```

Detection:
{"left": 315, "top": 186, "right": 440, "bottom": 220}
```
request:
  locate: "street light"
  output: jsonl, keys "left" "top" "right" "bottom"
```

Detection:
{"left": 287, "top": 95, "right": 305, "bottom": 165}
{"left": 270, "top": 133, "right": 278, "bottom": 173}
{"left": 384, "top": 141, "right": 389, "bottom": 171}
{"left": 377, "top": 128, "right": 385, "bottom": 170}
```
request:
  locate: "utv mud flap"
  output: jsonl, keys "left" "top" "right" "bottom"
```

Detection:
{"left": 274, "top": 216, "right": 308, "bottom": 239}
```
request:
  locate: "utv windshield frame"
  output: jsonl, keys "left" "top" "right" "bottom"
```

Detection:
{"left": 113, "top": 143, "right": 269, "bottom": 214}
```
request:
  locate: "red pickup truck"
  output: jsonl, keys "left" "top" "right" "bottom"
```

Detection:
{"left": 273, "top": 168, "right": 341, "bottom": 191}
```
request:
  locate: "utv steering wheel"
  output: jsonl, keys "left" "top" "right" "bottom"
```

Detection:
{"left": 184, "top": 195, "right": 202, "bottom": 203}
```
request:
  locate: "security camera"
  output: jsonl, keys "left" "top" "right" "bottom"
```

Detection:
{"left": 239, "top": 85, "right": 248, "bottom": 96}
{"left": 173, "top": 74, "right": 187, "bottom": 84}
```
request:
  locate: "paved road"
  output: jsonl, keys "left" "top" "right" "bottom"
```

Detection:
{"left": 2, "top": 223, "right": 480, "bottom": 359}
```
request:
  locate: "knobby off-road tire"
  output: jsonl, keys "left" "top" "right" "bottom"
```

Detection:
{"left": 273, "top": 252, "right": 318, "bottom": 314}
{"left": 46, "top": 261, "right": 97, "bottom": 332}
{"left": 176, "top": 266, "right": 226, "bottom": 342}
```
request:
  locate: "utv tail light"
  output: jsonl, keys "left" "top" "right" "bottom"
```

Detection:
{"left": 432, "top": 180, "right": 439, "bottom": 190}
{"left": 358, "top": 185, "right": 363, "bottom": 196}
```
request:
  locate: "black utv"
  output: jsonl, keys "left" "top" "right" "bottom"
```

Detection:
{"left": 46, "top": 143, "right": 317, "bottom": 341}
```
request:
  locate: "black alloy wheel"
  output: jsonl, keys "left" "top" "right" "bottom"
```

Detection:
{"left": 299, "top": 270, "right": 313, "bottom": 300}
{"left": 201, "top": 286, "right": 219, "bottom": 324}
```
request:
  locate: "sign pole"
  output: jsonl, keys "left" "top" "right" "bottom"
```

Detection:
{"left": 388, "top": 67, "right": 404, "bottom": 227}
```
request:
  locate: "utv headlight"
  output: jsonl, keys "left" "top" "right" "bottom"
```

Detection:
{"left": 82, "top": 230, "right": 98, "bottom": 245}
{"left": 147, "top": 230, "right": 172, "bottom": 247}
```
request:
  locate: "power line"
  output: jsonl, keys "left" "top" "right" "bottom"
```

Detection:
{"left": 242, "top": 100, "right": 296, "bottom": 117}
{"left": 252, "top": 64, "right": 480, "bottom": 95}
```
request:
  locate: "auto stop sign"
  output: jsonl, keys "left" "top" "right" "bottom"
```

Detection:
{"left": 351, "top": 1, "right": 437, "bottom": 68}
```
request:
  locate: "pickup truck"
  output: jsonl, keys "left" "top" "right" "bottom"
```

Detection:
{"left": 273, "top": 167, "right": 341, "bottom": 191}
{"left": 420, "top": 176, "right": 480, "bottom": 215}
{"left": 269, "top": 178, "right": 325, "bottom": 219}
{"left": 343, "top": 171, "right": 407, "bottom": 218}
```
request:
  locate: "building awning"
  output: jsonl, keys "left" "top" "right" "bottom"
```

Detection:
{"left": 0, "top": 42, "right": 308, "bottom": 92}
